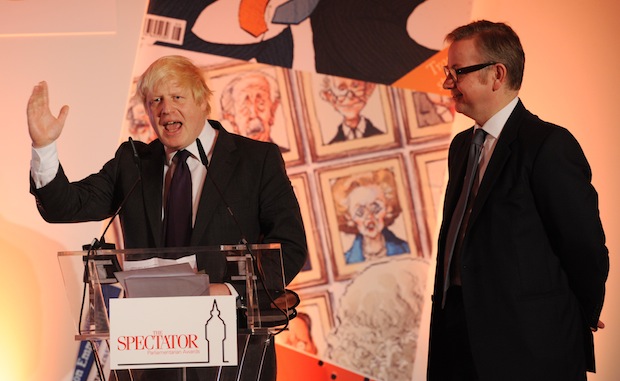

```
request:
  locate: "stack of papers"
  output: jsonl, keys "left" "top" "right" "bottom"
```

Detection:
{"left": 115, "top": 262, "right": 210, "bottom": 298}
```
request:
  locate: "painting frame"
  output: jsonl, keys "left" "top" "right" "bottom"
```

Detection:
{"left": 296, "top": 72, "right": 401, "bottom": 162}
{"left": 276, "top": 291, "right": 334, "bottom": 358}
{"left": 203, "top": 60, "right": 305, "bottom": 166}
{"left": 316, "top": 154, "right": 421, "bottom": 280}
{"left": 288, "top": 172, "right": 327, "bottom": 288}
{"left": 398, "top": 89, "right": 454, "bottom": 144}
{"left": 411, "top": 146, "right": 449, "bottom": 251}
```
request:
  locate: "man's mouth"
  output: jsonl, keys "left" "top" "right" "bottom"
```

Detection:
{"left": 164, "top": 121, "right": 182, "bottom": 132}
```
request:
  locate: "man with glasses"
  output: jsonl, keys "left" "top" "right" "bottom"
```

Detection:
{"left": 427, "top": 20, "right": 608, "bottom": 381}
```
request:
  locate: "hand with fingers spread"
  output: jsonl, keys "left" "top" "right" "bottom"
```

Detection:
{"left": 27, "top": 81, "right": 69, "bottom": 148}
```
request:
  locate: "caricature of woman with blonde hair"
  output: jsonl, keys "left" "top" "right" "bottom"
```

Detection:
{"left": 332, "top": 168, "right": 410, "bottom": 264}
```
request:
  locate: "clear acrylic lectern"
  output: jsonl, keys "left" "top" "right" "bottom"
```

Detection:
{"left": 58, "top": 244, "right": 293, "bottom": 381}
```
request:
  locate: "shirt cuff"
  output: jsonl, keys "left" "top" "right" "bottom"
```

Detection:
{"left": 31, "top": 142, "right": 60, "bottom": 189}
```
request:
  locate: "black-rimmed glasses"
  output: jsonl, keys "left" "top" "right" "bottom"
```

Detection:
{"left": 443, "top": 62, "right": 497, "bottom": 83}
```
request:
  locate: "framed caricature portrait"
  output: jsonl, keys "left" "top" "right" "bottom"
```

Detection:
{"left": 398, "top": 89, "right": 454, "bottom": 143}
{"left": 276, "top": 291, "right": 334, "bottom": 358}
{"left": 324, "top": 257, "right": 429, "bottom": 381}
{"left": 288, "top": 173, "right": 326, "bottom": 288}
{"left": 411, "top": 146, "right": 449, "bottom": 250}
{"left": 297, "top": 72, "right": 401, "bottom": 162}
{"left": 317, "top": 155, "right": 421, "bottom": 280}
{"left": 204, "top": 61, "right": 304, "bottom": 166}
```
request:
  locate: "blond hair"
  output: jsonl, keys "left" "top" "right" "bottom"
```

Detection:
{"left": 136, "top": 55, "right": 213, "bottom": 115}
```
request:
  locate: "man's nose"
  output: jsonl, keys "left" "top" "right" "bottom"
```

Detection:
{"left": 443, "top": 76, "right": 455, "bottom": 90}
{"left": 160, "top": 98, "right": 172, "bottom": 114}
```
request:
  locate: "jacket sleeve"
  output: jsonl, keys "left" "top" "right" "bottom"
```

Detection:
{"left": 530, "top": 126, "right": 609, "bottom": 328}
{"left": 257, "top": 144, "right": 308, "bottom": 285}
{"left": 29, "top": 143, "right": 133, "bottom": 224}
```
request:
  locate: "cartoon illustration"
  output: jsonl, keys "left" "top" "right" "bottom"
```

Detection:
{"left": 220, "top": 70, "right": 285, "bottom": 150}
{"left": 412, "top": 92, "right": 454, "bottom": 128}
{"left": 152, "top": 0, "right": 320, "bottom": 68}
{"left": 319, "top": 75, "right": 384, "bottom": 145}
{"left": 277, "top": 312, "right": 318, "bottom": 355}
{"left": 332, "top": 168, "right": 410, "bottom": 264}
{"left": 325, "top": 258, "right": 428, "bottom": 381}
{"left": 125, "top": 94, "right": 158, "bottom": 143}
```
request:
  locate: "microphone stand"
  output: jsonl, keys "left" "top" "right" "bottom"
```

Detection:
{"left": 78, "top": 137, "right": 142, "bottom": 381}
{"left": 195, "top": 138, "right": 291, "bottom": 334}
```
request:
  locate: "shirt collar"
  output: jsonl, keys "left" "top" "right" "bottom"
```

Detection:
{"left": 342, "top": 117, "right": 367, "bottom": 138}
{"left": 165, "top": 120, "right": 217, "bottom": 165}
{"left": 477, "top": 97, "right": 519, "bottom": 139}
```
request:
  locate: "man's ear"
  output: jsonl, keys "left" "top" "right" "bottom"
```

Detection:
{"left": 492, "top": 63, "right": 508, "bottom": 91}
{"left": 199, "top": 97, "right": 210, "bottom": 115}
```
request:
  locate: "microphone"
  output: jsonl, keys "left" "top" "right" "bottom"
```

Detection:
{"left": 130, "top": 136, "right": 142, "bottom": 174}
{"left": 196, "top": 138, "right": 249, "bottom": 247}
{"left": 196, "top": 138, "right": 293, "bottom": 332}
{"left": 83, "top": 137, "right": 142, "bottom": 251}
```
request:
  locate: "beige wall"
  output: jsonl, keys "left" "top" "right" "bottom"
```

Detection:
{"left": 473, "top": 2, "right": 620, "bottom": 381}
{"left": 478, "top": 2, "right": 620, "bottom": 380}
{"left": 1, "top": 0, "right": 618, "bottom": 380}
{"left": 0, "top": 1, "right": 147, "bottom": 380}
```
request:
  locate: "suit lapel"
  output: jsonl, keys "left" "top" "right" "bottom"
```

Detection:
{"left": 469, "top": 101, "right": 526, "bottom": 223}
{"left": 445, "top": 130, "right": 473, "bottom": 219}
{"left": 191, "top": 124, "right": 240, "bottom": 246}
{"left": 141, "top": 141, "right": 166, "bottom": 247}
{"left": 437, "top": 130, "right": 472, "bottom": 257}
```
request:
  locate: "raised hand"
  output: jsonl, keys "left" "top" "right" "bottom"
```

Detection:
{"left": 27, "top": 81, "right": 69, "bottom": 148}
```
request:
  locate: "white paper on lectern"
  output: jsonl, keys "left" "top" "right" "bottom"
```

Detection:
{"left": 121, "top": 254, "right": 197, "bottom": 271}
{"left": 115, "top": 262, "right": 210, "bottom": 297}
{"left": 110, "top": 296, "right": 238, "bottom": 369}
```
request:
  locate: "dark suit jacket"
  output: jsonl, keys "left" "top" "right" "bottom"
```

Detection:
{"left": 328, "top": 117, "right": 384, "bottom": 144}
{"left": 31, "top": 121, "right": 307, "bottom": 381}
{"left": 428, "top": 101, "right": 608, "bottom": 381}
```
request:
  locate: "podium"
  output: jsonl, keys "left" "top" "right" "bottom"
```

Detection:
{"left": 58, "top": 244, "right": 294, "bottom": 381}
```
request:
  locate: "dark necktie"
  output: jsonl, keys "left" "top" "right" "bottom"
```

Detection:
{"left": 165, "top": 149, "right": 192, "bottom": 247}
{"left": 442, "top": 128, "right": 487, "bottom": 306}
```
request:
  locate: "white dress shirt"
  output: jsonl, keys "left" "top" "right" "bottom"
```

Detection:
{"left": 476, "top": 97, "right": 519, "bottom": 183}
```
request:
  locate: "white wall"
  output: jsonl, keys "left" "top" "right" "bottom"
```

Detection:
{"left": 0, "top": 1, "right": 147, "bottom": 380}
{"left": 1, "top": 0, "right": 618, "bottom": 380}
